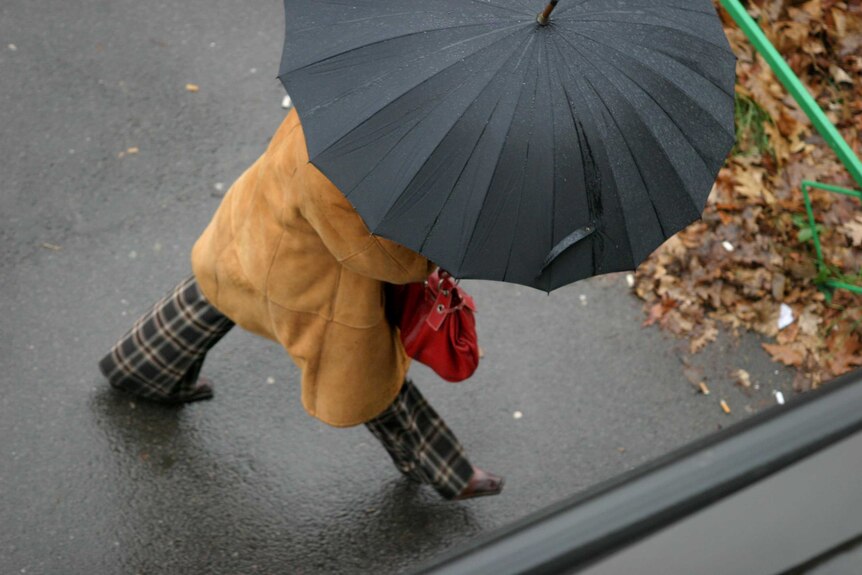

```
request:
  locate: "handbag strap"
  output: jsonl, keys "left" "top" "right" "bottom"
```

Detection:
{"left": 425, "top": 280, "right": 452, "bottom": 330}
{"left": 439, "top": 273, "right": 477, "bottom": 313}
{"left": 424, "top": 272, "right": 476, "bottom": 330}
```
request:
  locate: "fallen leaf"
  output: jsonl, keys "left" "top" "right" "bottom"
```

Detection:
{"left": 643, "top": 298, "right": 675, "bottom": 327}
{"left": 690, "top": 322, "right": 718, "bottom": 354}
{"left": 762, "top": 342, "right": 807, "bottom": 367}
{"left": 798, "top": 308, "right": 821, "bottom": 336}
{"left": 840, "top": 216, "right": 862, "bottom": 246}
{"left": 827, "top": 334, "right": 862, "bottom": 376}
{"left": 777, "top": 320, "right": 801, "bottom": 344}
{"left": 734, "top": 168, "right": 767, "bottom": 201}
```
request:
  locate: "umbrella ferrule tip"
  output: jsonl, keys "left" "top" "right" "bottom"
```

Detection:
{"left": 537, "top": 0, "right": 558, "bottom": 25}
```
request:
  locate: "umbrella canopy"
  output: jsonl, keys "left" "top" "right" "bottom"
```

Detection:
{"left": 279, "top": 0, "right": 736, "bottom": 291}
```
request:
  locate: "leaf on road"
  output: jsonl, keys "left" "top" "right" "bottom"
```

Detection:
{"left": 762, "top": 342, "right": 807, "bottom": 367}
{"left": 690, "top": 322, "right": 718, "bottom": 354}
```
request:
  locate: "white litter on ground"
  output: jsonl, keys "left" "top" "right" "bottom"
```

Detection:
{"left": 775, "top": 391, "right": 785, "bottom": 405}
{"left": 282, "top": 95, "right": 293, "bottom": 109}
{"left": 778, "top": 303, "right": 795, "bottom": 330}
{"left": 722, "top": 241, "right": 735, "bottom": 252}
{"left": 625, "top": 273, "right": 635, "bottom": 288}
{"left": 579, "top": 294, "right": 588, "bottom": 306}
{"left": 513, "top": 411, "right": 523, "bottom": 420}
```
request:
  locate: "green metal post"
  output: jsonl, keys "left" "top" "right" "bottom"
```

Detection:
{"left": 801, "top": 181, "right": 825, "bottom": 266}
{"left": 801, "top": 180, "right": 862, "bottom": 295}
{"left": 719, "top": 0, "right": 862, "bottom": 189}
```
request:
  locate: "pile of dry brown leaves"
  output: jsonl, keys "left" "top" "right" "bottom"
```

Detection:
{"left": 634, "top": 0, "right": 862, "bottom": 389}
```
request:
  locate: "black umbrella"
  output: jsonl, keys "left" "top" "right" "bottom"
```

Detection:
{"left": 278, "top": 0, "right": 736, "bottom": 291}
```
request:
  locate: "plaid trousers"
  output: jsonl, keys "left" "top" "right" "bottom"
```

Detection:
{"left": 365, "top": 379, "right": 474, "bottom": 499}
{"left": 98, "top": 274, "right": 474, "bottom": 499}
{"left": 98, "top": 275, "right": 235, "bottom": 402}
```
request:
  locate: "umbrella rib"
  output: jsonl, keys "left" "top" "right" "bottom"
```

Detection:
{"left": 584, "top": 75, "right": 672, "bottom": 239}
{"left": 551, "top": 0, "right": 592, "bottom": 18}
{"left": 300, "top": 22, "right": 528, "bottom": 153}
{"left": 389, "top": 35, "right": 535, "bottom": 249}
{"left": 559, "top": 34, "right": 673, "bottom": 238}
{"left": 545, "top": 34, "right": 558, "bottom": 290}
{"left": 558, "top": 16, "right": 735, "bottom": 56}
{"left": 284, "top": 21, "right": 515, "bottom": 76}
{"left": 466, "top": 0, "right": 534, "bottom": 17}
{"left": 289, "top": 10, "right": 423, "bottom": 34}
{"left": 563, "top": 30, "right": 723, "bottom": 199}
{"left": 555, "top": 1, "right": 717, "bottom": 18}
{"left": 457, "top": 34, "right": 538, "bottom": 274}
{"left": 596, "top": 44, "right": 729, "bottom": 172}
{"left": 501, "top": 38, "right": 542, "bottom": 282}
{"left": 554, "top": 56, "right": 604, "bottom": 277}
{"left": 415, "top": 32, "right": 540, "bottom": 257}
{"left": 569, "top": 23, "right": 735, "bottom": 100}
{"left": 551, "top": 36, "right": 655, "bottom": 259}
{"left": 418, "top": 97, "right": 505, "bottom": 253}
{"left": 333, "top": 26, "right": 529, "bottom": 200}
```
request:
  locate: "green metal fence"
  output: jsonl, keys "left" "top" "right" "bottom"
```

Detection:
{"left": 719, "top": 0, "right": 862, "bottom": 294}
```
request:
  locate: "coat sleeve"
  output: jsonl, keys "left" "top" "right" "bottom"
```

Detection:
{"left": 299, "top": 164, "right": 434, "bottom": 284}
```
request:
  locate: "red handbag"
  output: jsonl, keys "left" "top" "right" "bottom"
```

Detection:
{"left": 386, "top": 270, "right": 479, "bottom": 382}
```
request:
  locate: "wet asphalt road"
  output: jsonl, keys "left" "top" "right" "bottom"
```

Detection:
{"left": 1, "top": 1, "right": 799, "bottom": 573}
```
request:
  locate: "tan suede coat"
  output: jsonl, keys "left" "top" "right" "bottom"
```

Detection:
{"left": 191, "top": 109, "right": 433, "bottom": 427}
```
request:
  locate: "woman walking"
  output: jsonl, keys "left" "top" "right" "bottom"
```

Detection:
{"left": 98, "top": 109, "right": 502, "bottom": 501}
